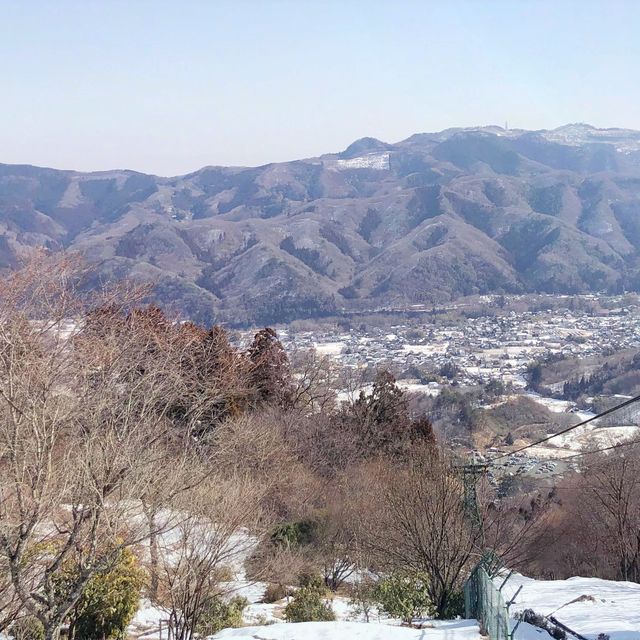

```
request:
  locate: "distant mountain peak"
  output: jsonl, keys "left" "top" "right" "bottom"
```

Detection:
{"left": 538, "top": 123, "right": 640, "bottom": 150}
{"left": 340, "top": 137, "right": 390, "bottom": 159}
{"left": 552, "top": 122, "right": 596, "bottom": 132}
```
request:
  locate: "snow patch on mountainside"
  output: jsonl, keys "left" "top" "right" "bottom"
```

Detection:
{"left": 333, "top": 153, "right": 390, "bottom": 170}
{"left": 539, "top": 123, "right": 640, "bottom": 153}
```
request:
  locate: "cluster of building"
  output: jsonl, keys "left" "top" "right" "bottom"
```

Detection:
{"left": 236, "top": 296, "right": 640, "bottom": 476}
{"left": 270, "top": 300, "right": 640, "bottom": 392}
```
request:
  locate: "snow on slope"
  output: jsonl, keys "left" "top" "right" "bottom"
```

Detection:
{"left": 539, "top": 124, "right": 640, "bottom": 153}
{"left": 333, "top": 153, "right": 390, "bottom": 170}
{"left": 498, "top": 572, "right": 640, "bottom": 639}
{"left": 525, "top": 393, "right": 640, "bottom": 453}
{"left": 212, "top": 619, "right": 481, "bottom": 640}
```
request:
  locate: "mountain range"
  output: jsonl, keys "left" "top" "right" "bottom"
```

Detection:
{"left": 3, "top": 123, "right": 640, "bottom": 325}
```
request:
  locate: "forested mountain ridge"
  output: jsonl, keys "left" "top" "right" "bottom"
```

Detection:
{"left": 3, "top": 123, "right": 640, "bottom": 325}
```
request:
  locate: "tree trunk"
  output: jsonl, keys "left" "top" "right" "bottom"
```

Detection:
{"left": 146, "top": 507, "right": 159, "bottom": 601}
{"left": 43, "top": 623, "right": 61, "bottom": 640}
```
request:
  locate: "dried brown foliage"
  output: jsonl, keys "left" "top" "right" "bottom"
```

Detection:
{"left": 525, "top": 443, "right": 640, "bottom": 581}
{"left": 0, "top": 254, "right": 266, "bottom": 640}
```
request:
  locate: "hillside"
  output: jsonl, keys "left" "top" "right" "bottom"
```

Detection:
{"left": 3, "top": 123, "right": 640, "bottom": 325}
{"left": 534, "top": 348, "right": 640, "bottom": 400}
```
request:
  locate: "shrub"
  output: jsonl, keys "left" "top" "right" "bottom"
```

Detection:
{"left": 271, "top": 520, "right": 316, "bottom": 549}
{"left": 347, "top": 576, "right": 377, "bottom": 623}
{"left": 196, "top": 596, "right": 248, "bottom": 636}
{"left": 262, "top": 583, "right": 293, "bottom": 603}
{"left": 374, "top": 573, "right": 433, "bottom": 625}
{"left": 284, "top": 579, "right": 335, "bottom": 623}
{"left": 10, "top": 617, "right": 44, "bottom": 640}
{"left": 213, "top": 565, "right": 235, "bottom": 582}
{"left": 440, "top": 589, "right": 465, "bottom": 619}
{"left": 66, "top": 548, "right": 146, "bottom": 640}
{"left": 297, "top": 571, "right": 323, "bottom": 588}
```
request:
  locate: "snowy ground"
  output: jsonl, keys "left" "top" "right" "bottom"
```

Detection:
{"left": 498, "top": 572, "right": 640, "bottom": 639}
{"left": 333, "top": 153, "right": 390, "bottom": 170}
{"left": 336, "top": 380, "right": 440, "bottom": 404}
{"left": 211, "top": 620, "right": 481, "bottom": 640}
{"left": 128, "top": 534, "right": 640, "bottom": 640}
{"left": 127, "top": 527, "right": 481, "bottom": 640}
{"left": 397, "top": 381, "right": 441, "bottom": 397}
{"left": 524, "top": 393, "right": 577, "bottom": 414}
{"left": 130, "top": 583, "right": 482, "bottom": 640}
{"left": 313, "top": 341, "right": 345, "bottom": 356}
{"left": 403, "top": 344, "right": 450, "bottom": 356}
{"left": 525, "top": 393, "right": 640, "bottom": 454}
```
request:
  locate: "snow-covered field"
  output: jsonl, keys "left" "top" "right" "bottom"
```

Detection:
{"left": 313, "top": 341, "right": 345, "bottom": 356}
{"left": 499, "top": 572, "right": 640, "bottom": 639}
{"left": 397, "top": 381, "right": 441, "bottom": 396}
{"left": 524, "top": 392, "right": 640, "bottom": 453}
{"left": 402, "top": 343, "right": 449, "bottom": 355}
{"left": 525, "top": 393, "right": 577, "bottom": 414}
{"left": 126, "top": 522, "right": 640, "bottom": 640}
{"left": 127, "top": 521, "right": 480, "bottom": 640}
{"left": 130, "top": 579, "right": 481, "bottom": 640}
{"left": 554, "top": 424, "right": 640, "bottom": 451}
{"left": 336, "top": 380, "right": 441, "bottom": 404}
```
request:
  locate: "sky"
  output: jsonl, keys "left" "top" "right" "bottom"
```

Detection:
{"left": 1, "top": 0, "right": 640, "bottom": 176}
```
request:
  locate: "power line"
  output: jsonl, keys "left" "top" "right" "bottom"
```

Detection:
{"left": 566, "top": 435, "right": 640, "bottom": 458}
{"left": 540, "top": 435, "right": 640, "bottom": 463}
{"left": 487, "top": 392, "right": 640, "bottom": 463}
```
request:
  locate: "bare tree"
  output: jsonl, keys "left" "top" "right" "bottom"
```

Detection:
{"left": 359, "top": 449, "right": 481, "bottom": 619}
{"left": 214, "top": 410, "right": 322, "bottom": 520}
{"left": 0, "top": 555, "right": 21, "bottom": 632}
{"left": 0, "top": 254, "right": 205, "bottom": 640}
{"left": 541, "top": 443, "right": 640, "bottom": 581}
{"left": 476, "top": 477, "right": 554, "bottom": 573}
{"left": 314, "top": 489, "right": 359, "bottom": 591}
{"left": 584, "top": 445, "right": 640, "bottom": 581}
{"left": 157, "top": 474, "right": 263, "bottom": 640}
{"left": 288, "top": 349, "right": 340, "bottom": 415}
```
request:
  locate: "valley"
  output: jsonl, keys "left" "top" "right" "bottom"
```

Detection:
{"left": 259, "top": 293, "right": 640, "bottom": 483}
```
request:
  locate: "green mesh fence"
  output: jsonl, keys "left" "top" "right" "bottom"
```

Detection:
{"left": 464, "top": 561, "right": 510, "bottom": 640}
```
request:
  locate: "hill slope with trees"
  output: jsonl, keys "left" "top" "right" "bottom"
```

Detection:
{"left": 3, "top": 124, "right": 640, "bottom": 324}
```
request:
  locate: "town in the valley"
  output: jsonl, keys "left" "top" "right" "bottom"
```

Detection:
{"left": 236, "top": 293, "right": 640, "bottom": 487}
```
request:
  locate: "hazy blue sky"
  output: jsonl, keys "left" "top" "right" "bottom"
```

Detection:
{"left": 1, "top": 0, "right": 639, "bottom": 175}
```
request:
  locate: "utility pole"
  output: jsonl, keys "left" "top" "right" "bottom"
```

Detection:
{"left": 461, "top": 452, "right": 487, "bottom": 530}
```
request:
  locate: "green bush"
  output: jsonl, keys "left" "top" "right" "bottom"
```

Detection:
{"left": 440, "top": 589, "right": 465, "bottom": 619}
{"left": 196, "top": 596, "right": 248, "bottom": 635}
{"left": 297, "top": 571, "right": 323, "bottom": 589}
{"left": 374, "top": 573, "right": 433, "bottom": 625}
{"left": 271, "top": 520, "right": 316, "bottom": 549}
{"left": 65, "top": 547, "right": 146, "bottom": 640}
{"left": 284, "top": 580, "right": 335, "bottom": 623}
{"left": 10, "top": 617, "right": 45, "bottom": 640}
